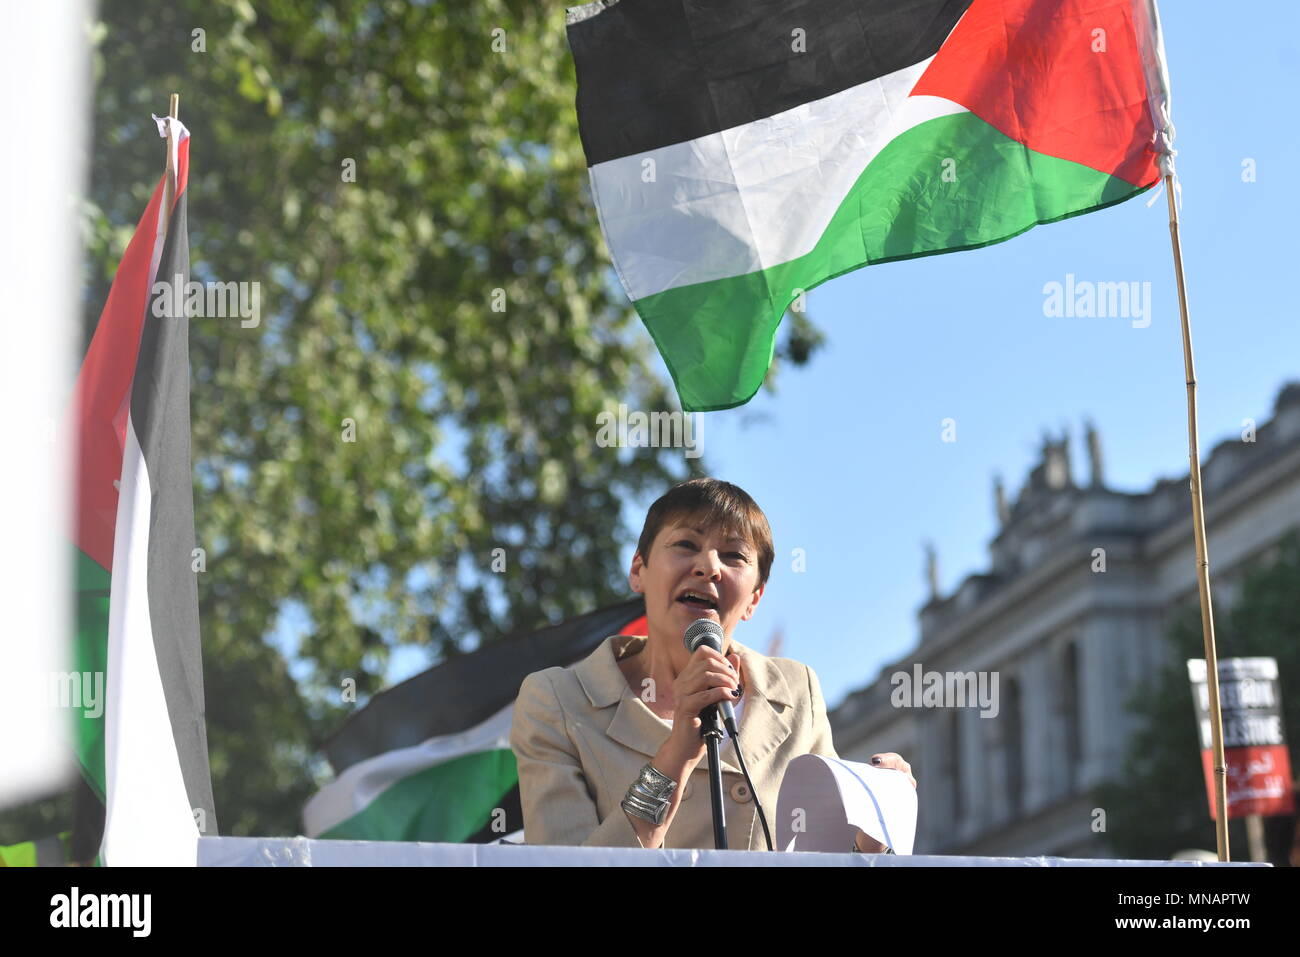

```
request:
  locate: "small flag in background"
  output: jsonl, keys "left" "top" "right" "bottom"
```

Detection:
{"left": 566, "top": 0, "right": 1172, "bottom": 412}
{"left": 304, "top": 599, "right": 646, "bottom": 843}
{"left": 70, "top": 115, "right": 217, "bottom": 865}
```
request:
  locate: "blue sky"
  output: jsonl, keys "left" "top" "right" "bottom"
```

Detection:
{"left": 361, "top": 2, "right": 1300, "bottom": 711}
{"left": 608, "top": 1, "right": 1300, "bottom": 706}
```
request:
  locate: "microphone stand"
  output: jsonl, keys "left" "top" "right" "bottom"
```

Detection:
{"left": 699, "top": 703, "right": 727, "bottom": 850}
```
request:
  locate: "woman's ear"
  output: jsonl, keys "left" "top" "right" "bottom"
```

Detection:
{"left": 741, "top": 582, "right": 765, "bottom": 621}
{"left": 628, "top": 551, "right": 645, "bottom": 594}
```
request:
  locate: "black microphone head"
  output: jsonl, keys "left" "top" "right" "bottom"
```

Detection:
{"left": 684, "top": 618, "right": 725, "bottom": 654}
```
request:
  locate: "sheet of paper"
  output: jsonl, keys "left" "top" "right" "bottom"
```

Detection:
{"left": 776, "top": 754, "right": 918, "bottom": 854}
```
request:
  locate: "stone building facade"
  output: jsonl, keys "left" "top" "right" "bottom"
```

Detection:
{"left": 829, "top": 382, "right": 1300, "bottom": 856}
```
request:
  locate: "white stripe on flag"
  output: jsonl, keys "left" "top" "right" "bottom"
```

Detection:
{"left": 303, "top": 703, "right": 517, "bottom": 838}
{"left": 588, "top": 57, "right": 965, "bottom": 301}
{"left": 100, "top": 414, "right": 200, "bottom": 866}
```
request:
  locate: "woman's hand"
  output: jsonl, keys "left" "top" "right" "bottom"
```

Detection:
{"left": 854, "top": 753, "right": 916, "bottom": 853}
{"left": 661, "top": 645, "right": 742, "bottom": 769}
{"left": 870, "top": 752, "right": 916, "bottom": 788}
{"left": 627, "top": 646, "right": 741, "bottom": 849}
{"left": 854, "top": 830, "right": 889, "bottom": 853}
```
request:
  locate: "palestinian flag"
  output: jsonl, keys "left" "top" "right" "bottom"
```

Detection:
{"left": 304, "top": 599, "right": 646, "bottom": 843}
{"left": 566, "top": 0, "right": 1174, "bottom": 411}
{"left": 69, "top": 115, "right": 217, "bottom": 865}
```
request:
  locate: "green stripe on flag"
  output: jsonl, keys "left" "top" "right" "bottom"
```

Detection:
{"left": 319, "top": 749, "right": 519, "bottom": 843}
{"left": 73, "top": 545, "right": 110, "bottom": 800}
{"left": 637, "top": 111, "right": 1153, "bottom": 412}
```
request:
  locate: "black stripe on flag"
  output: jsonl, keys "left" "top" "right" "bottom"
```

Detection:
{"left": 567, "top": 0, "right": 972, "bottom": 165}
{"left": 325, "top": 598, "right": 646, "bottom": 774}
{"left": 465, "top": 785, "right": 523, "bottom": 844}
{"left": 132, "top": 190, "right": 219, "bottom": 835}
{"left": 70, "top": 768, "right": 106, "bottom": 864}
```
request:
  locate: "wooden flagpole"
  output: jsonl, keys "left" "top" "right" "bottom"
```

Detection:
{"left": 1141, "top": 0, "right": 1229, "bottom": 863}
{"left": 1164, "top": 174, "right": 1229, "bottom": 861}
{"left": 163, "top": 93, "right": 179, "bottom": 218}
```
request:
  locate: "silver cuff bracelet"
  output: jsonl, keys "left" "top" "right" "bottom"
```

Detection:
{"left": 621, "top": 763, "right": 678, "bottom": 826}
{"left": 622, "top": 792, "right": 668, "bottom": 826}
{"left": 632, "top": 763, "right": 678, "bottom": 800}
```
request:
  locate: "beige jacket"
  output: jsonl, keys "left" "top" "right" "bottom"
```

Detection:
{"left": 509, "top": 634, "right": 839, "bottom": 850}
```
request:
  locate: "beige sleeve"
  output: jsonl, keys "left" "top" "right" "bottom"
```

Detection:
{"left": 806, "top": 664, "right": 840, "bottom": 760}
{"left": 510, "top": 669, "right": 644, "bottom": 848}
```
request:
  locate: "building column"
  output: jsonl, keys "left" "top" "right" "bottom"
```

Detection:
{"left": 1021, "top": 648, "right": 1052, "bottom": 813}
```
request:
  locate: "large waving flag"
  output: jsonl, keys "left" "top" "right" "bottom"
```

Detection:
{"left": 566, "top": 0, "right": 1173, "bottom": 411}
{"left": 305, "top": 600, "right": 645, "bottom": 843}
{"left": 70, "top": 115, "right": 217, "bottom": 865}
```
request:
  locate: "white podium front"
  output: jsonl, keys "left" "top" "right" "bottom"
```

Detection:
{"left": 196, "top": 837, "right": 1267, "bottom": 867}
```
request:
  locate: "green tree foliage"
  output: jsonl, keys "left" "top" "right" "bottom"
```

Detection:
{"left": 1095, "top": 530, "right": 1300, "bottom": 863}
{"left": 3, "top": 0, "right": 822, "bottom": 843}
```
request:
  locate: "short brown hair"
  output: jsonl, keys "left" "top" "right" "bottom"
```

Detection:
{"left": 635, "top": 478, "right": 774, "bottom": 589}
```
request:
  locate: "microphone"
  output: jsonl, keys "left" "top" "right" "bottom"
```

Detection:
{"left": 683, "top": 619, "right": 739, "bottom": 737}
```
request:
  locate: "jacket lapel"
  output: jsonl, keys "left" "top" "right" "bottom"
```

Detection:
{"left": 728, "top": 638, "right": 795, "bottom": 769}
{"left": 573, "top": 635, "right": 796, "bottom": 775}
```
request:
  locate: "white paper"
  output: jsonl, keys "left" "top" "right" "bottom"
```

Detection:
{"left": 776, "top": 754, "right": 918, "bottom": 854}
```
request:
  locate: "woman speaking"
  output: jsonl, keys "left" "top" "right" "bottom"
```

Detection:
{"left": 509, "top": 477, "right": 915, "bottom": 851}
